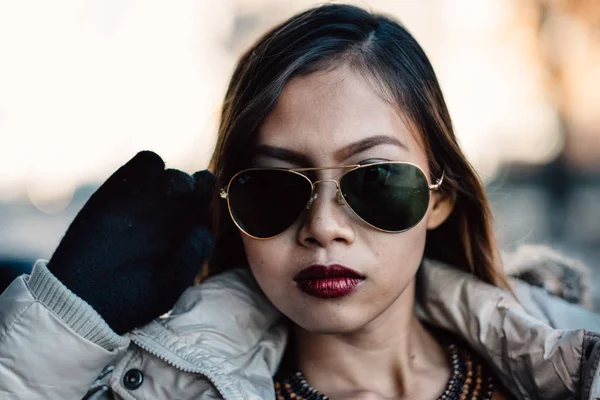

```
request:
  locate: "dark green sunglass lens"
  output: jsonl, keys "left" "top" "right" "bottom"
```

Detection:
{"left": 340, "top": 163, "right": 430, "bottom": 231}
{"left": 227, "top": 169, "right": 312, "bottom": 238}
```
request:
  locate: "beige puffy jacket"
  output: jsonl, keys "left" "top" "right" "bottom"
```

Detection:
{"left": 0, "top": 252, "right": 599, "bottom": 400}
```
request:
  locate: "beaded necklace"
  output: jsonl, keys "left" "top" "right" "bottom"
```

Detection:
{"left": 274, "top": 343, "right": 495, "bottom": 400}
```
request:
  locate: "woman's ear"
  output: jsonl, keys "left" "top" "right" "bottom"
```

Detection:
{"left": 426, "top": 191, "right": 455, "bottom": 230}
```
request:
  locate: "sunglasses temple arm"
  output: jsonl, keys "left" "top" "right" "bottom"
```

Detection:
{"left": 429, "top": 169, "right": 445, "bottom": 191}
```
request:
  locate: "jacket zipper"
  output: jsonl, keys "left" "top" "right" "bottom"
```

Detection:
{"left": 129, "top": 334, "right": 239, "bottom": 400}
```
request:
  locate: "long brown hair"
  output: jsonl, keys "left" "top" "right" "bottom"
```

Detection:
{"left": 207, "top": 4, "right": 509, "bottom": 289}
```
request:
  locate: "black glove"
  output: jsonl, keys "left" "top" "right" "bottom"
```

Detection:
{"left": 48, "top": 151, "right": 215, "bottom": 334}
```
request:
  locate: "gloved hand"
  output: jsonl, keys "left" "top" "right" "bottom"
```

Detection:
{"left": 47, "top": 151, "right": 215, "bottom": 334}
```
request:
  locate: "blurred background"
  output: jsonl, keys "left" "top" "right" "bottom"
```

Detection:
{"left": 0, "top": 0, "right": 598, "bottom": 306}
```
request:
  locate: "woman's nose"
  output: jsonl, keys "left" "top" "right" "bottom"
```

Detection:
{"left": 296, "top": 182, "right": 355, "bottom": 248}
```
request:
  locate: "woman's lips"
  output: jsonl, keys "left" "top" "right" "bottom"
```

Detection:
{"left": 294, "top": 264, "right": 365, "bottom": 298}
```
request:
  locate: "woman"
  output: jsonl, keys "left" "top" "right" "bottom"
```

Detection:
{"left": 1, "top": 4, "right": 599, "bottom": 400}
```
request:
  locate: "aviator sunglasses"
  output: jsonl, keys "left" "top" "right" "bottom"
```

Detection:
{"left": 219, "top": 162, "right": 444, "bottom": 239}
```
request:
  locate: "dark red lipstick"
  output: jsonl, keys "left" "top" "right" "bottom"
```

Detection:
{"left": 294, "top": 264, "right": 365, "bottom": 298}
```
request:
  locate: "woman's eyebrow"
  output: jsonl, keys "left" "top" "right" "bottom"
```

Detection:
{"left": 251, "top": 135, "right": 405, "bottom": 166}
{"left": 250, "top": 145, "right": 310, "bottom": 166}
{"left": 334, "top": 135, "right": 406, "bottom": 162}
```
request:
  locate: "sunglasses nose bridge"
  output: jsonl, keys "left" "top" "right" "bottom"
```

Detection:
{"left": 306, "top": 180, "right": 345, "bottom": 209}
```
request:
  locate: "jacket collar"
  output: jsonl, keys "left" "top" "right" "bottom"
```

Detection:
{"left": 131, "top": 268, "right": 286, "bottom": 399}
{"left": 133, "top": 259, "right": 600, "bottom": 399}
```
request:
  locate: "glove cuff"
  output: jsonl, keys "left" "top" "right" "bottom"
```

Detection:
{"left": 28, "top": 260, "right": 129, "bottom": 351}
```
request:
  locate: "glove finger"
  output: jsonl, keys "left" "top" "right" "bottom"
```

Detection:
{"left": 162, "top": 226, "right": 215, "bottom": 290}
{"left": 123, "top": 167, "right": 195, "bottom": 220}
{"left": 84, "top": 151, "right": 165, "bottom": 211}
{"left": 193, "top": 170, "right": 216, "bottom": 198}
{"left": 156, "top": 169, "right": 214, "bottom": 230}
{"left": 159, "top": 168, "right": 198, "bottom": 231}
{"left": 190, "top": 170, "right": 216, "bottom": 226}
{"left": 103, "top": 151, "right": 165, "bottom": 191}
{"left": 62, "top": 166, "right": 194, "bottom": 266}
{"left": 106, "top": 167, "right": 194, "bottom": 216}
{"left": 136, "top": 168, "right": 200, "bottom": 244}
{"left": 162, "top": 168, "right": 196, "bottom": 198}
{"left": 51, "top": 152, "right": 165, "bottom": 266}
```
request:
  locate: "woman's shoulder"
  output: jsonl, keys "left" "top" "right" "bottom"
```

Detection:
{"left": 419, "top": 245, "right": 600, "bottom": 330}
{"left": 417, "top": 248, "right": 600, "bottom": 400}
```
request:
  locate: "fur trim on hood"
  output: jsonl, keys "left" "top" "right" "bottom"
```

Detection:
{"left": 503, "top": 244, "right": 593, "bottom": 310}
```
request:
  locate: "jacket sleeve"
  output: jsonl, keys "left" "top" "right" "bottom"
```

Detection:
{"left": 0, "top": 261, "right": 130, "bottom": 400}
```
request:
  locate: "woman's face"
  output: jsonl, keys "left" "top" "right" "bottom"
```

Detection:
{"left": 242, "top": 65, "right": 451, "bottom": 334}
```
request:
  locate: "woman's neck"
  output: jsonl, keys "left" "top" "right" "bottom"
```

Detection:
{"left": 292, "top": 281, "right": 450, "bottom": 399}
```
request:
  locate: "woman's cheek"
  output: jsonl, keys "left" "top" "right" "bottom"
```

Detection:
{"left": 242, "top": 236, "right": 290, "bottom": 294}
{"left": 362, "top": 224, "right": 427, "bottom": 275}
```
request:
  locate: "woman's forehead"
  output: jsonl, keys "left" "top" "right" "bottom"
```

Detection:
{"left": 257, "top": 65, "right": 424, "bottom": 165}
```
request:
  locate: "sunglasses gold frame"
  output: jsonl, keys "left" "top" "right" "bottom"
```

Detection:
{"left": 219, "top": 161, "right": 444, "bottom": 240}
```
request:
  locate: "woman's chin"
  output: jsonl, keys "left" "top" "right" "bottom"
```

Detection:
{"left": 286, "top": 308, "right": 373, "bottom": 335}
